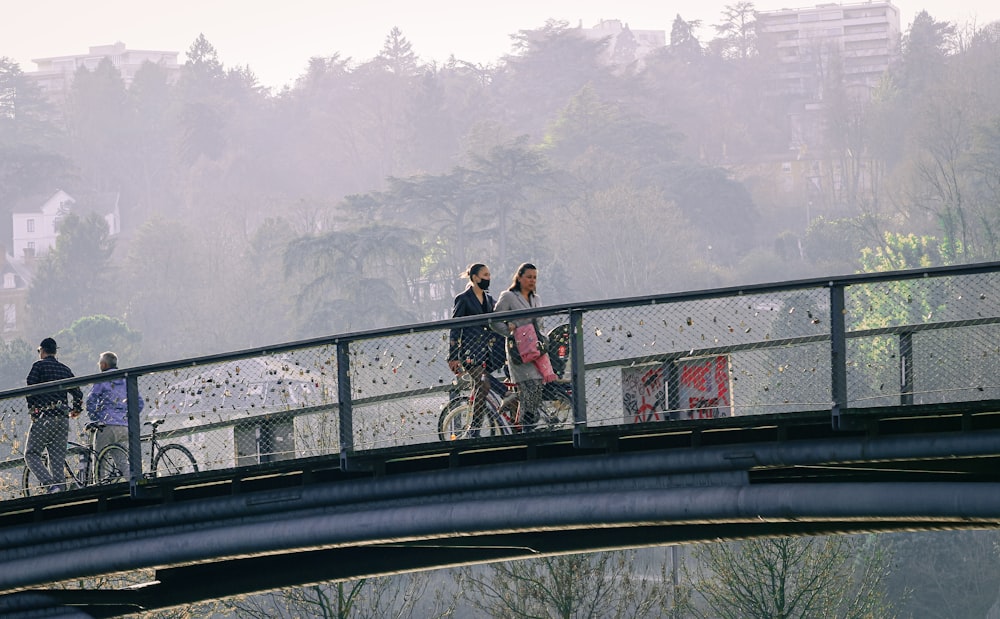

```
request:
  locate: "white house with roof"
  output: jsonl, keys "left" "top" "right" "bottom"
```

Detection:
{"left": 11, "top": 190, "right": 120, "bottom": 260}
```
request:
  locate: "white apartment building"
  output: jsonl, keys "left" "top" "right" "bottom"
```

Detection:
{"left": 27, "top": 42, "right": 180, "bottom": 104}
{"left": 757, "top": 1, "right": 901, "bottom": 99}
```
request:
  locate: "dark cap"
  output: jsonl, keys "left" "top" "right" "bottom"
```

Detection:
{"left": 39, "top": 337, "right": 58, "bottom": 353}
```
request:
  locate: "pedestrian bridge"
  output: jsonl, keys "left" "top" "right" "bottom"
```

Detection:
{"left": 2, "top": 263, "right": 1000, "bottom": 618}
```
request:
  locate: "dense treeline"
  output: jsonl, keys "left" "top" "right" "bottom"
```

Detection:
{"left": 3, "top": 10, "right": 1000, "bottom": 368}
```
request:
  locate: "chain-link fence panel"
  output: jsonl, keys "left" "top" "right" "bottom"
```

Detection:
{"left": 911, "top": 324, "right": 1000, "bottom": 404}
{"left": 845, "top": 271, "right": 1000, "bottom": 407}
{"left": 345, "top": 313, "right": 573, "bottom": 449}
{"left": 347, "top": 328, "right": 456, "bottom": 450}
{"left": 845, "top": 335, "right": 901, "bottom": 408}
{"left": 580, "top": 287, "right": 831, "bottom": 426}
{"left": 139, "top": 344, "right": 340, "bottom": 476}
{"left": 0, "top": 374, "right": 148, "bottom": 500}
{"left": 0, "top": 393, "right": 30, "bottom": 500}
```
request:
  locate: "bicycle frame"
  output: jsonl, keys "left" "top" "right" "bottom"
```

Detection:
{"left": 438, "top": 371, "right": 572, "bottom": 441}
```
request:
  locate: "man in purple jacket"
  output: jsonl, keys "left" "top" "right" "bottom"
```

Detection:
{"left": 86, "top": 351, "right": 143, "bottom": 476}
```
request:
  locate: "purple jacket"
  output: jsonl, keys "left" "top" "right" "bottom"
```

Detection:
{"left": 86, "top": 372, "right": 144, "bottom": 426}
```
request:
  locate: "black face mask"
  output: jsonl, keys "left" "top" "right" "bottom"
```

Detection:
{"left": 478, "top": 278, "right": 491, "bottom": 291}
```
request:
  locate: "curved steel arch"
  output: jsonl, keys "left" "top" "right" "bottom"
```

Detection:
{"left": 3, "top": 480, "right": 1000, "bottom": 618}
{"left": 3, "top": 421, "right": 1000, "bottom": 616}
{"left": 4, "top": 478, "right": 1000, "bottom": 604}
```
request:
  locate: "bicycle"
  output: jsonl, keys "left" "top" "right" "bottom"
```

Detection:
{"left": 21, "top": 418, "right": 199, "bottom": 496}
{"left": 437, "top": 372, "right": 573, "bottom": 441}
{"left": 438, "top": 324, "right": 574, "bottom": 441}
{"left": 142, "top": 418, "right": 199, "bottom": 477}
{"left": 21, "top": 422, "right": 128, "bottom": 497}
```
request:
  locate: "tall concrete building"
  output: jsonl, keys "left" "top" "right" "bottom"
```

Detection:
{"left": 27, "top": 42, "right": 180, "bottom": 105}
{"left": 748, "top": 3, "right": 902, "bottom": 221}
{"left": 757, "top": 1, "right": 901, "bottom": 100}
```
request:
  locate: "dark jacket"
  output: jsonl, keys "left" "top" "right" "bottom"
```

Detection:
{"left": 26, "top": 356, "right": 83, "bottom": 415}
{"left": 448, "top": 286, "right": 497, "bottom": 368}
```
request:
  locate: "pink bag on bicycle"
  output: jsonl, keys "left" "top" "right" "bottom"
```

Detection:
{"left": 513, "top": 323, "right": 543, "bottom": 363}
{"left": 533, "top": 351, "right": 559, "bottom": 384}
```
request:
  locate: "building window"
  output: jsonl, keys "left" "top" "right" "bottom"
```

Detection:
{"left": 26, "top": 242, "right": 34, "bottom": 250}
{"left": 2, "top": 274, "right": 14, "bottom": 289}
{"left": 3, "top": 304, "right": 15, "bottom": 332}
{"left": 26, "top": 219, "right": 35, "bottom": 233}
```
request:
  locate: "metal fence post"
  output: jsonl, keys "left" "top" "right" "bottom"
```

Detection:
{"left": 900, "top": 331, "right": 914, "bottom": 406}
{"left": 337, "top": 340, "right": 355, "bottom": 471}
{"left": 569, "top": 309, "right": 592, "bottom": 448}
{"left": 125, "top": 374, "right": 144, "bottom": 498}
{"left": 830, "top": 284, "right": 849, "bottom": 429}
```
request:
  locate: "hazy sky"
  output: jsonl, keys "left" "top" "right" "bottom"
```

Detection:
{"left": 3, "top": 0, "right": 998, "bottom": 90}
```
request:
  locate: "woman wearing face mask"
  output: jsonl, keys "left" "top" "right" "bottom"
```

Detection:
{"left": 493, "top": 262, "right": 557, "bottom": 431}
{"left": 447, "top": 263, "right": 497, "bottom": 437}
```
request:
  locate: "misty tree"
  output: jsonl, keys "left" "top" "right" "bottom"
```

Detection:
{"left": 900, "top": 11, "right": 957, "bottom": 95}
{"left": 711, "top": 2, "right": 757, "bottom": 60}
{"left": 684, "top": 535, "right": 895, "bottom": 619}
{"left": 542, "top": 85, "right": 681, "bottom": 191}
{"left": 377, "top": 26, "right": 420, "bottom": 77}
{"left": 966, "top": 118, "right": 1000, "bottom": 260}
{"left": 351, "top": 27, "right": 424, "bottom": 179}
{"left": 26, "top": 212, "right": 116, "bottom": 337}
{"left": 406, "top": 66, "right": 472, "bottom": 174}
{"left": 0, "top": 58, "right": 71, "bottom": 230}
{"left": 124, "top": 60, "right": 177, "bottom": 220}
{"left": 64, "top": 57, "right": 130, "bottom": 193}
{"left": 560, "top": 185, "right": 697, "bottom": 299}
{"left": 222, "top": 573, "right": 454, "bottom": 619}
{"left": 669, "top": 15, "right": 703, "bottom": 61}
{"left": 176, "top": 34, "right": 228, "bottom": 163}
{"left": 118, "top": 217, "right": 211, "bottom": 363}
{"left": 636, "top": 46, "right": 717, "bottom": 162}
{"left": 459, "top": 550, "right": 674, "bottom": 618}
{"left": 53, "top": 315, "right": 142, "bottom": 375}
{"left": 609, "top": 26, "right": 640, "bottom": 66}
{"left": 894, "top": 86, "right": 980, "bottom": 260}
{"left": 233, "top": 216, "right": 300, "bottom": 346}
{"left": 801, "top": 216, "right": 871, "bottom": 274}
{"left": 276, "top": 53, "right": 376, "bottom": 197}
{"left": 466, "top": 135, "right": 554, "bottom": 274}
{"left": 656, "top": 162, "right": 760, "bottom": 265}
{"left": 0, "top": 338, "right": 33, "bottom": 391}
{"left": 884, "top": 531, "right": 1000, "bottom": 619}
{"left": 859, "top": 231, "right": 956, "bottom": 273}
{"left": 494, "top": 20, "right": 617, "bottom": 136}
{"left": 384, "top": 168, "right": 492, "bottom": 290}
{"left": 283, "top": 223, "right": 422, "bottom": 336}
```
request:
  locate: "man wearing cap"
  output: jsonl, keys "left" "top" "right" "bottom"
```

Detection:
{"left": 25, "top": 337, "right": 83, "bottom": 493}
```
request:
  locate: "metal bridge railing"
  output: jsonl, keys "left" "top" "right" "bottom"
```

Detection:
{"left": 0, "top": 263, "right": 998, "bottom": 503}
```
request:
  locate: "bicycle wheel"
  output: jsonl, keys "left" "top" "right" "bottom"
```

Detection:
{"left": 96, "top": 444, "right": 129, "bottom": 484}
{"left": 153, "top": 444, "right": 199, "bottom": 476}
{"left": 437, "top": 397, "right": 501, "bottom": 441}
{"left": 21, "top": 446, "right": 87, "bottom": 497}
{"left": 538, "top": 386, "right": 573, "bottom": 431}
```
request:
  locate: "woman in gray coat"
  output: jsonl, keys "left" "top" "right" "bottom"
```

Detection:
{"left": 494, "top": 262, "right": 548, "bottom": 430}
